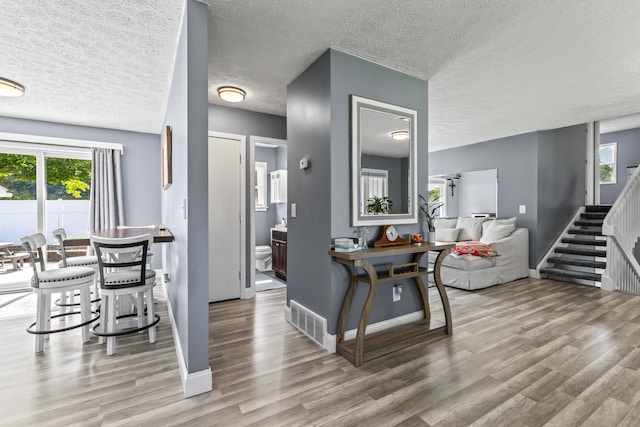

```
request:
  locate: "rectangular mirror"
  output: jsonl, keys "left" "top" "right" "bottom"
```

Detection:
{"left": 351, "top": 95, "right": 418, "bottom": 226}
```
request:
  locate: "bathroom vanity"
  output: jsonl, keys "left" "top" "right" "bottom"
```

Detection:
{"left": 271, "top": 229, "right": 287, "bottom": 281}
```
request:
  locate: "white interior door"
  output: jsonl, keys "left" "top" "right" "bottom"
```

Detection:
{"left": 209, "top": 135, "right": 244, "bottom": 302}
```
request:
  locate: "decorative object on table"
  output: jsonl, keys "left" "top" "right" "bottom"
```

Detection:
{"left": 390, "top": 262, "right": 419, "bottom": 277}
{"left": 358, "top": 226, "right": 369, "bottom": 249}
{"left": 334, "top": 237, "right": 361, "bottom": 252}
{"left": 365, "top": 195, "right": 393, "bottom": 215}
{"left": 162, "top": 125, "right": 172, "bottom": 189}
{"left": 374, "top": 224, "right": 408, "bottom": 248}
{"left": 410, "top": 233, "right": 423, "bottom": 243}
{"left": 419, "top": 193, "right": 444, "bottom": 242}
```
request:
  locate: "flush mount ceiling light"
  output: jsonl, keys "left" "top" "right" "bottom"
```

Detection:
{"left": 217, "top": 86, "right": 246, "bottom": 103}
{"left": 0, "top": 77, "right": 25, "bottom": 97}
{"left": 390, "top": 130, "right": 409, "bottom": 140}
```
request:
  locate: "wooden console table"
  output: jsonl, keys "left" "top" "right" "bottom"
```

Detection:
{"left": 329, "top": 242, "right": 454, "bottom": 367}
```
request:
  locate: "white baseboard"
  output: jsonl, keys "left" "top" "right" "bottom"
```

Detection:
{"left": 162, "top": 279, "right": 212, "bottom": 398}
{"left": 341, "top": 309, "right": 425, "bottom": 342}
{"left": 529, "top": 269, "right": 539, "bottom": 279}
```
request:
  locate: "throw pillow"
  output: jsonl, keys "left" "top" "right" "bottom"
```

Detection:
{"left": 456, "top": 216, "right": 489, "bottom": 241}
{"left": 435, "top": 228, "right": 461, "bottom": 242}
{"left": 434, "top": 217, "right": 458, "bottom": 229}
{"left": 480, "top": 222, "right": 516, "bottom": 244}
{"left": 481, "top": 217, "right": 517, "bottom": 235}
{"left": 451, "top": 241, "right": 500, "bottom": 257}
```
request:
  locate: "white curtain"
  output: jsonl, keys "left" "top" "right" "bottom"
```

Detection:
{"left": 89, "top": 148, "right": 124, "bottom": 230}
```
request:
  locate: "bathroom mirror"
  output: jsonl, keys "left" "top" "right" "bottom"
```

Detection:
{"left": 351, "top": 95, "right": 418, "bottom": 226}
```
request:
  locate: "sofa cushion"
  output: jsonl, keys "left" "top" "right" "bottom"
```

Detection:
{"left": 480, "top": 222, "right": 516, "bottom": 244}
{"left": 435, "top": 217, "right": 458, "bottom": 229}
{"left": 482, "top": 217, "right": 517, "bottom": 234}
{"left": 456, "top": 217, "right": 489, "bottom": 240}
{"left": 444, "top": 254, "right": 496, "bottom": 271}
{"left": 436, "top": 228, "right": 460, "bottom": 242}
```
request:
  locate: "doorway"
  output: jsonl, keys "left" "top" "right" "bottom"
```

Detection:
{"left": 208, "top": 133, "right": 246, "bottom": 302}
{"left": 249, "top": 136, "right": 287, "bottom": 293}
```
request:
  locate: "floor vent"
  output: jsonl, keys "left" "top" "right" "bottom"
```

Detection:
{"left": 289, "top": 300, "right": 326, "bottom": 348}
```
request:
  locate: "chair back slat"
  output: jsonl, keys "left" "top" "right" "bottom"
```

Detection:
{"left": 91, "top": 234, "right": 152, "bottom": 288}
{"left": 20, "top": 233, "right": 48, "bottom": 287}
{"left": 51, "top": 228, "right": 69, "bottom": 267}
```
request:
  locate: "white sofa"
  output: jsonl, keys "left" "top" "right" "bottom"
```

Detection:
{"left": 428, "top": 217, "right": 529, "bottom": 291}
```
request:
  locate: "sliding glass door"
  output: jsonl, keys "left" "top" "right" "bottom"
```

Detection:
{"left": 0, "top": 145, "right": 91, "bottom": 293}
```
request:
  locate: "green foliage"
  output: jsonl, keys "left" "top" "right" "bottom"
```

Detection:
{"left": 0, "top": 153, "right": 91, "bottom": 200}
{"left": 419, "top": 193, "right": 444, "bottom": 232}
{"left": 366, "top": 195, "right": 393, "bottom": 214}
{"left": 599, "top": 164, "right": 613, "bottom": 183}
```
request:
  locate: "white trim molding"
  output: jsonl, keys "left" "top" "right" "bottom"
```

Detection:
{"left": 162, "top": 278, "right": 212, "bottom": 398}
{"left": 0, "top": 132, "right": 123, "bottom": 153}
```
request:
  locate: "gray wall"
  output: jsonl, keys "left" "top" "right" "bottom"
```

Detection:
{"left": 456, "top": 169, "right": 498, "bottom": 217}
{"left": 600, "top": 127, "right": 640, "bottom": 204}
{"left": 208, "top": 105, "right": 287, "bottom": 284}
{"left": 275, "top": 146, "right": 288, "bottom": 222}
{"left": 160, "top": 0, "right": 209, "bottom": 375}
{"left": 0, "top": 116, "right": 161, "bottom": 228}
{"left": 537, "top": 125, "right": 586, "bottom": 262}
{"left": 430, "top": 124, "right": 587, "bottom": 267}
{"left": 287, "top": 49, "right": 429, "bottom": 334}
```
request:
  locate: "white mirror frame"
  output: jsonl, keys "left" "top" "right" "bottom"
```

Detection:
{"left": 351, "top": 95, "right": 418, "bottom": 226}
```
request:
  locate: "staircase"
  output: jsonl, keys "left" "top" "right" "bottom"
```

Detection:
{"left": 540, "top": 205, "right": 610, "bottom": 285}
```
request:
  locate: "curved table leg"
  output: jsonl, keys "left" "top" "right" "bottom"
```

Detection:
{"left": 337, "top": 275, "right": 357, "bottom": 344}
{"left": 411, "top": 252, "right": 430, "bottom": 322}
{"left": 353, "top": 259, "right": 378, "bottom": 367}
{"left": 433, "top": 248, "right": 453, "bottom": 334}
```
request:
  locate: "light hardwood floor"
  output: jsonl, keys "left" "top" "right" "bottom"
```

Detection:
{"left": 3, "top": 278, "right": 640, "bottom": 426}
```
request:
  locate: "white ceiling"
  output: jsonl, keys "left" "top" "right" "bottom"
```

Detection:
{"left": 2, "top": 1, "right": 640, "bottom": 151}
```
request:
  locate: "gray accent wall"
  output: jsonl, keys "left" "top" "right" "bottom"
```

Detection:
{"left": 600, "top": 127, "right": 640, "bottom": 204}
{"left": 161, "top": 0, "right": 209, "bottom": 376}
{"left": 287, "top": 49, "right": 429, "bottom": 335}
{"left": 255, "top": 146, "right": 277, "bottom": 246}
{"left": 430, "top": 124, "right": 586, "bottom": 267}
{"left": 0, "top": 117, "right": 160, "bottom": 228}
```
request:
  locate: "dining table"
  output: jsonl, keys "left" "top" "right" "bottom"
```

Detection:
{"left": 63, "top": 226, "right": 174, "bottom": 247}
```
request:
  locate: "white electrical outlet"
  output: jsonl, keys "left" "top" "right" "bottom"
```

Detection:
{"left": 393, "top": 284, "right": 402, "bottom": 302}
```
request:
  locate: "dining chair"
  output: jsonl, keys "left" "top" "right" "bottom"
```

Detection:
{"left": 20, "top": 233, "right": 98, "bottom": 353}
{"left": 51, "top": 228, "right": 100, "bottom": 310}
{"left": 116, "top": 225, "right": 156, "bottom": 269}
{"left": 91, "top": 234, "right": 160, "bottom": 355}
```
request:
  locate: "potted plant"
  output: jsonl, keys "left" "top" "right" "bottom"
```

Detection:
{"left": 365, "top": 195, "right": 393, "bottom": 215}
{"left": 419, "top": 193, "right": 444, "bottom": 241}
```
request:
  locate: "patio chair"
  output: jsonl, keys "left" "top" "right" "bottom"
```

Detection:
{"left": 20, "top": 233, "right": 98, "bottom": 353}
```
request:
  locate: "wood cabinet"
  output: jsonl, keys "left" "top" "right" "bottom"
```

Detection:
{"left": 272, "top": 230, "right": 287, "bottom": 281}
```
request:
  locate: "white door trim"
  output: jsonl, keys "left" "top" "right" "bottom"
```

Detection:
{"left": 249, "top": 135, "right": 287, "bottom": 297}
{"left": 208, "top": 132, "right": 247, "bottom": 299}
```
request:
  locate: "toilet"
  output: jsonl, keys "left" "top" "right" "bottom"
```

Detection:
{"left": 255, "top": 245, "right": 272, "bottom": 271}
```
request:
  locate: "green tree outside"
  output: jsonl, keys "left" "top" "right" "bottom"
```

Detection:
{"left": 0, "top": 153, "right": 91, "bottom": 200}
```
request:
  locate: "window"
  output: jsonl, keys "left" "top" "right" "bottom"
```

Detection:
{"left": 255, "top": 161, "right": 268, "bottom": 211}
{"left": 428, "top": 178, "right": 446, "bottom": 217}
{"left": 599, "top": 142, "right": 617, "bottom": 184}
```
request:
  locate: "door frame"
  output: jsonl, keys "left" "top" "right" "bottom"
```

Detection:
{"left": 208, "top": 132, "right": 248, "bottom": 299}
{"left": 249, "top": 135, "right": 287, "bottom": 295}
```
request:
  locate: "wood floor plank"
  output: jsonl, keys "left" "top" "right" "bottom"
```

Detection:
{"left": 4, "top": 278, "right": 640, "bottom": 426}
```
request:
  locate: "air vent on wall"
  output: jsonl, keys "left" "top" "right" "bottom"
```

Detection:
{"left": 289, "top": 300, "right": 327, "bottom": 348}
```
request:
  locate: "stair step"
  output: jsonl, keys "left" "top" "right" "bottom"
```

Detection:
{"left": 580, "top": 212, "right": 607, "bottom": 220}
{"left": 548, "top": 257, "right": 606, "bottom": 269}
{"left": 555, "top": 247, "right": 606, "bottom": 257}
{"left": 540, "top": 267, "right": 601, "bottom": 282}
{"left": 568, "top": 228, "right": 603, "bottom": 236}
{"left": 574, "top": 220, "right": 603, "bottom": 227}
{"left": 585, "top": 205, "right": 612, "bottom": 213}
{"left": 561, "top": 237, "right": 607, "bottom": 246}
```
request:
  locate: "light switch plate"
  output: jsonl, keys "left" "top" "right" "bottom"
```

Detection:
{"left": 519, "top": 205, "right": 526, "bottom": 214}
{"left": 291, "top": 203, "right": 297, "bottom": 218}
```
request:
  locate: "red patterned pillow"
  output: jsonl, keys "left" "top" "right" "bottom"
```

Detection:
{"left": 451, "top": 241, "right": 499, "bottom": 257}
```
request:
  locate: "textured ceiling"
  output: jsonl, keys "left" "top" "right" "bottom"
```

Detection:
{"left": 2, "top": 1, "right": 640, "bottom": 150}
{"left": 0, "top": 0, "right": 184, "bottom": 134}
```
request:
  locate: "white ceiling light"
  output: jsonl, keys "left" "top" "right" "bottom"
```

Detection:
{"left": 217, "top": 86, "right": 246, "bottom": 103}
{"left": 391, "top": 130, "right": 409, "bottom": 140}
{"left": 0, "top": 77, "right": 25, "bottom": 97}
